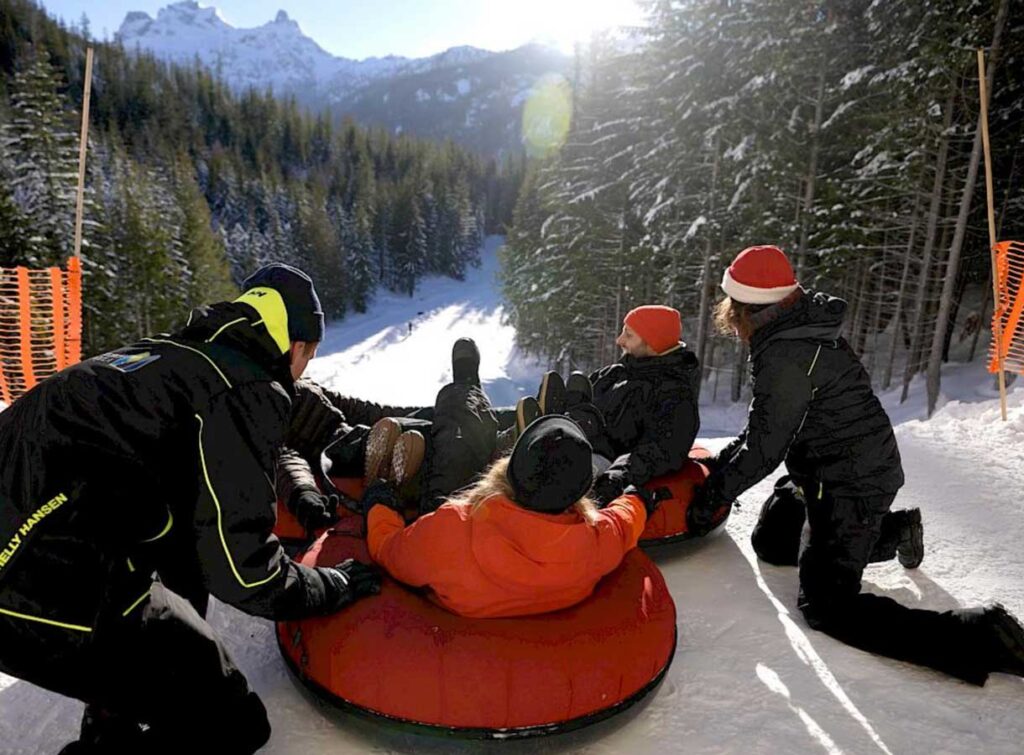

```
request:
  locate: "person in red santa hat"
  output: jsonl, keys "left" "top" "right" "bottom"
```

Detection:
{"left": 531, "top": 304, "right": 701, "bottom": 507}
{"left": 688, "top": 244, "right": 1024, "bottom": 686}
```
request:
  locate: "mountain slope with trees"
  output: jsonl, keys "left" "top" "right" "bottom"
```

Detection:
{"left": 0, "top": 0, "right": 523, "bottom": 354}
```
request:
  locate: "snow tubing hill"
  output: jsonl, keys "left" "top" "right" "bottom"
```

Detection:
{"left": 274, "top": 450, "right": 723, "bottom": 547}
{"left": 276, "top": 525, "right": 677, "bottom": 737}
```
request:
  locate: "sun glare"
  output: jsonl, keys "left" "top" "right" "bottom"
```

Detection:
{"left": 503, "top": 0, "right": 645, "bottom": 53}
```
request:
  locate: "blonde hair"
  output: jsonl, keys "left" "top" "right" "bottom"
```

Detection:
{"left": 449, "top": 456, "right": 601, "bottom": 524}
{"left": 714, "top": 297, "right": 760, "bottom": 343}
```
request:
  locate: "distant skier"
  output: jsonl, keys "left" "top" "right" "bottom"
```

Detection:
{"left": 0, "top": 264, "right": 381, "bottom": 753}
{"left": 686, "top": 244, "right": 1024, "bottom": 685}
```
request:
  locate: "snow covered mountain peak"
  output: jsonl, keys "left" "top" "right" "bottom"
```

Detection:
{"left": 117, "top": 3, "right": 570, "bottom": 155}
{"left": 158, "top": 1, "right": 225, "bottom": 29}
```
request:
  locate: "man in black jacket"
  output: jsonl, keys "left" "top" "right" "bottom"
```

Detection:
{"left": 688, "top": 244, "right": 1024, "bottom": 686}
{"left": 0, "top": 264, "right": 381, "bottom": 753}
{"left": 567, "top": 305, "right": 701, "bottom": 505}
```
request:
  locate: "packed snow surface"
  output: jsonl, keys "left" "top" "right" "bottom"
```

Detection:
{"left": 2, "top": 237, "right": 1022, "bottom": 753}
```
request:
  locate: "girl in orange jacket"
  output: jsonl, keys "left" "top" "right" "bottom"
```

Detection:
{"left": 364, "top": 415, "right": 654, "bottom": 619}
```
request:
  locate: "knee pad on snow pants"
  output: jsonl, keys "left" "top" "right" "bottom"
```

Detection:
{"left": 750, "top": 476, "right": 807, "bottom": 566}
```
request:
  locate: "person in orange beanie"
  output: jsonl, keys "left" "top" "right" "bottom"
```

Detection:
{"left": 362, "top": 415, "right": 664, "bottom": 618}
{"left": 533, "top": 304, "right": 700, "bottom": 507}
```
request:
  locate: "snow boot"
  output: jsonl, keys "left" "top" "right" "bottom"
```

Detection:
{"left": 537, "top": 371, "right": 566, "bottom": 415}
{"left": 565, "top": 371, "right": 593, "bottom": 408}
{"left": 391, "top": 430, "right": 426, "bottom": 486}
{"left": 516, "top": 395, "right": 542, "bottom": 434}
{"left": 983, "top": 603, "right": 1024, "bottom": 677}
{"left": 897, "top": 507, "right": 924, "bottom": 569}
{"left": 452, "top": 337, "right": 481, "bottom": 385}
{"left": 496, "top": 397, "right": 540, "bottom": 453}
{"left": 365, "top": 417, "right": 401, "bottom": 483}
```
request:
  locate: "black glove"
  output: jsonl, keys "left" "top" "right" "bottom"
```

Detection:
{"left": 622, "top": 484, "right": 672, "bottom": 517}
{"left": 360, "top": 479, "right": 402, "bottom": 516}
{"left": 317, "top": 559, "right": 382, "bottom": 614}
{"left": 293, "top": 490, "right": 339, "bottom": 535}
{"left": 591, "top": 469, "right": 628, "bottom": 508}
{"left": 686, "top": 484, "right": 732, "bottom": 537}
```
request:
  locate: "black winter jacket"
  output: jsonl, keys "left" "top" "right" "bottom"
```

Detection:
{"left": 0, "top": 301, "right": 342, "bottom": 636}
{"left": 590, "top": 344, "right": 701, "bottom": 485}
{"left": 710, "top": 291, "right": 904, "bottom": 502}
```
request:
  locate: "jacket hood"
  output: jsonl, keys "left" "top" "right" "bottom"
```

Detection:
{"left": 620, "top": 343, "right": 699, "bottom": 381}
{"left": 750, "top": 290, "right": 846, "bottom": 357}
{"left": 171, "top": 301, "right": 295, "bottom": 390}
{"left": 469, "top": 496, "right": 605, "bottom": 594}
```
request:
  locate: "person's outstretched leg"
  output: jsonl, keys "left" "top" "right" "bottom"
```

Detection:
{"left": 797, "top": 491, "right": 993, "bottom": 684}
{"left": 423, "top": 340, "right": 498, "bottom": 513}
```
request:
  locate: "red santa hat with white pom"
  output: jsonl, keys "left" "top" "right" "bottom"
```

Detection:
{"left": 721, "top": 245, "right": 800, "bottom": 305}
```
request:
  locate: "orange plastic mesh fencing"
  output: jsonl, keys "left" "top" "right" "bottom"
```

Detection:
{"left": 989, "top": 241, "right": 1024, "bottom": 376}
{"left": 0, "top": 258, "right": 82, "bottom": 404}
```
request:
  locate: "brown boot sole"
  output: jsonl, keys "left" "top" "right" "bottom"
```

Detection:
{"left": 392, "top": 430, "right": 426, "bottom": 486}
{"left": 365, "top": 418, "right": 401, "bottom": 484}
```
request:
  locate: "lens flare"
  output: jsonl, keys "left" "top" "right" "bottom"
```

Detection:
{"left": 521, "top": 74, "right": 572, "bottom": 158}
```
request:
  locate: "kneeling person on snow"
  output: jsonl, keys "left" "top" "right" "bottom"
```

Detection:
{"left": 0, "top": 263, "right": 381, "bottom": 754}
{"left": 361, "top": 415, "right": 663, "bottom": 618}
{"left": 686, "top": 244, "right": 1024, "bottom": 686}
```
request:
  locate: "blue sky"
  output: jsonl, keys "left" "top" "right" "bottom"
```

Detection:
{"left": 40, "top": 0, "right": 645, "bottom": 59}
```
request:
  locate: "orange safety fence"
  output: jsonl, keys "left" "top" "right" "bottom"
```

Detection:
{"left": 989, "top": 240, "right": 1024, "bottom": 376}
{"left": 0, "top": 258, "right": 82, "bottom": 405}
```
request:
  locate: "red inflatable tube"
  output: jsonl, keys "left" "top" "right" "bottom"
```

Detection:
{"left": 638, "top": 453, "right": 729, "bottom": 546}
{"left": 276, "top": 525, "right": 677, "bottom": 737}
{"left": 274, "top": 448, "right": 728, "bottom": 546}
{"left": 275, "top": 477, "right": 365, "bottom": 542}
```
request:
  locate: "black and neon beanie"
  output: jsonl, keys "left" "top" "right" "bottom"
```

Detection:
{"left": 241, "top": 263, "right": 325, "bottom": 345}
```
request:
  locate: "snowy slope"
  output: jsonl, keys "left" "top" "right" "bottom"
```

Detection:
{"left": 2, "top": 237, "right": 1023, "bottom": 753}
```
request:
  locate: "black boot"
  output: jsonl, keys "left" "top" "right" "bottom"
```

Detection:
{"left": 983, "top": 604, "right": 1024, "bottom": 677}
{"left": 896, "top": 508, "right": 924, "bottom": 569}
{"left": 565, "top": 371, "right": 592, "bottom": 408}
{"left": 537, "top": 371, "right": 566, "bottom": 415}
{"left": 452, "top": 337, "right": 480, "bottom": 385}
{"left": 516, "top": 395, "right": 542, "bottom": 433}
{"left": 497, "top": 397, "right": 541, "bottom": 453}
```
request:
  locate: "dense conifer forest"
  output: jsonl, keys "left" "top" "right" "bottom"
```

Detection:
{"left": 502, "top": 0, "right": 1022, "bottom": 411}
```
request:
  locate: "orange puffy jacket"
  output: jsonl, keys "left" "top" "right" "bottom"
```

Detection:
{"left": 367, "top": 494, "right": 647, "bottom": 618}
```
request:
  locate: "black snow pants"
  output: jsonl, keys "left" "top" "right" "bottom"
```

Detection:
{"left": 751, "top": 476, "right": 905, "bottom": 567}
{"left": 794, "top": 487, "right": 991, "bottom": 685}
{"left": 421, "top": 381, "right": 498, "bottom": 513}
{"left": 0, "top": 582, "right": 270, "bottom": 753}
